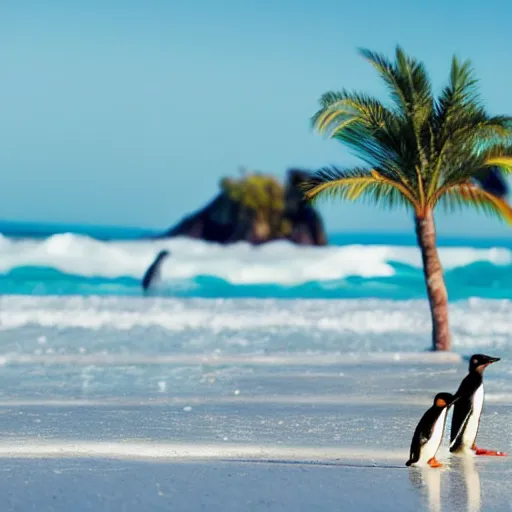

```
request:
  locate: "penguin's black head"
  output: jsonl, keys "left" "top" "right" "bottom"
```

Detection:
{"left": 433, "top": 392, "right": 458, "bottom": 409}
{"left": 469, "top": 354, "right": 501, "bottom": 373}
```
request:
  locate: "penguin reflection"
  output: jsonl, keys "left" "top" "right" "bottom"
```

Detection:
{"left": 408, "top": 467, "right": 441, "bottom": 512}
{"left": 409, "top": 457, "right": 482, "bottom": 512}
{"left": 449, "top": 456, "right": 481, "bottom": 512}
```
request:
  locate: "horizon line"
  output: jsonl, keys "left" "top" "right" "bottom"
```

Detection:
{"left": 0, "top": 218, "right": 510, "bottom": 242}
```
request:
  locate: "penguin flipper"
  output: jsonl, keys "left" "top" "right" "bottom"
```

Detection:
{"left": 407, "top": 431, "right": 429, "bottom": 466}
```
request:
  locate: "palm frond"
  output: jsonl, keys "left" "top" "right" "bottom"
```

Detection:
{"left": 360, "top": 46, "right": 434, "bottom": 181}
{"left": 436, "top": 57, "right": 479, "bottom": 120}
{"left": 359, "top": 45, "right": 432, "bottom": 118}
{"left": 302, "top": 166, "right": 417, "bottom": 211}
{"left": 357, "top": 48, "right": 407, "bottom": 111}
{"left": 432, "top": 57, "right": 480, "bottom": 146}
{"left": 312, "top": 46, "right": 512, "bottom": 222}
{"left": 484, "top": 157, "right": 512, "bottom": 173}
{"left": 426, "top": 59, "right": 492, "bottom": 197}
{"left": 312, "top": 90, "right": 397, "bottom": 136}
{"left": 333, "top": 123, "right": 422, "bottom": 192}
{"left": 436, "top": 182, "right": 512, "bottom": 224}
{"left": 473, "top": 116, "right": 512, "bottom": 143}
{"left": 482, "top": 150, "right": 512, "bottom": 171}
{"left": 311, "top": 90, "right": 416, "bottom": 187}
{"left": 426, "top": 126, "right": 512, "bottom": 196}
{"left": 395, "top": 46, "right": 433, "bottom": 114}
{"left": 439, "top": 115, "right": 512, "bottom": 155}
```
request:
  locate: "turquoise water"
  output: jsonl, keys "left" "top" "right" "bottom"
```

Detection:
{"left": 0, "top": 220, "right": 510, "bottom": 299}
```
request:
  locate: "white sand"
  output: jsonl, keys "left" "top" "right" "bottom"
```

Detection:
{"left": 0, "top": 355, "right": 509, "bottom": 511}
{"left": 0, "top": 451, "right": 509, "bottom": 511}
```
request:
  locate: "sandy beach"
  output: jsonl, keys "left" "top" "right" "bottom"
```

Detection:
{"left": 0, "top": 308, "right": 509, "bottom": 512}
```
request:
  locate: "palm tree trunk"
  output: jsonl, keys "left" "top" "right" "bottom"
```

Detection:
{"left": 414, "top": 211, "right": 451, "bottom": 351}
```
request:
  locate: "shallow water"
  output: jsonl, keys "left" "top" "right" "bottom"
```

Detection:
{"left": 0, "top": 457, "right": 510, "bottom": 512}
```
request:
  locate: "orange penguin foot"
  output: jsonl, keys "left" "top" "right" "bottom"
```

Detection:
{"left": 427, "top": 457, "right": 443, "bottom": 468}
{"left": 472, "top": 444, "right": 507, "bottom": 456}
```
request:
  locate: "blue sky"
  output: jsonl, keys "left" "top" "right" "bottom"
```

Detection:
{"left": 1, "top": 0, "right": 512, "bottom": 237}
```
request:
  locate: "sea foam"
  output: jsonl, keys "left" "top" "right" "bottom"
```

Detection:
{"left": 0, "top": 296, "right": 510, "bottom": 353}
{"left": 0, "top": 233, "right": 510, "bottom": 285}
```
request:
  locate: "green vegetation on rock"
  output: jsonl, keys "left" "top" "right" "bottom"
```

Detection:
{"left": 220, "top": 172, "right": 292, "bottom": 239}
{"left": 161, "top": 168, "right": 326, "bottom": 246}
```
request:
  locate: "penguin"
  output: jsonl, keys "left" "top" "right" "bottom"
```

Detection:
{"left": 449, "top": 354, "right": 506, "bottom": 456}
{"left": 141, "top": 250, "right": 170, "bottom": 292}
{"left": 406, "top": 392, "right": 459, "bottom": 468}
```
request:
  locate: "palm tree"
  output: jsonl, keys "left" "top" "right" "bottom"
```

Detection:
{"left": 303, "top": 46, "right": 512, "bottom": 351}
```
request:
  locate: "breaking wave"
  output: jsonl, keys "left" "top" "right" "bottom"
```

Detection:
{"left": 0, "top": 233, "right": 510, "bottom": 298}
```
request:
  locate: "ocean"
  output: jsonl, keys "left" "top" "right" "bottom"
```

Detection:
{"left": 0, "top": 220, "right": 511, "bottom": 299}
{"left": 0, "top": 217, "right": 510, "bottom": 377}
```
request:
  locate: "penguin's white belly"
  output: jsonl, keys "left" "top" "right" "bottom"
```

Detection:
{"left": 419, "top": 409, "right": 447, "bottom": 463}
{"left": 462, "top": 385, "right": 484, "bottom": 449}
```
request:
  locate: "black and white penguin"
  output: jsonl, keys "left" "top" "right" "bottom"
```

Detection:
{"left": 406, "top": 392, "right": 458, "bottom": 468}
{"left": 141, "top": 250, "right": 170, "bottom": 292}
{"left": 450, "top": 354, "right": 506, "bottom": 457}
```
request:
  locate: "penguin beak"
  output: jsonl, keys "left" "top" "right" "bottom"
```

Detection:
{"left": 480, "top": 356, "right": 501, "bottom": 369}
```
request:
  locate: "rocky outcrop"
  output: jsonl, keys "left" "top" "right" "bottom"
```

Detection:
{"left": 474, "top": 167, "right": 508, "bottom": 198}
{"left": 155, "top": 169, "right": 327, "bottom": 246}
